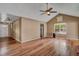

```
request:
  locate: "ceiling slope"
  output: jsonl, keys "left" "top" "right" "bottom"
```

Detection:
{"left": 0, "top": 3, "right": 78, "bottom": 22}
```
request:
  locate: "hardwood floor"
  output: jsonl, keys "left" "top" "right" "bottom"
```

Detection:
{"left": 0, "top": 37, "right": 79, "bottom": 56}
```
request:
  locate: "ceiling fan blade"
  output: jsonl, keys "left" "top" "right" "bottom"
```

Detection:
{"left": 40, "top": 10, "right": 45, "bottom": 12}
{"left": 41, "top": 12, "right": 47, "bottom": 15}
{"left": 48, "top": 8, "right": 53, "bottom": 11}
{"left": 50, "top": 11, "right": 57, "bottom": 13}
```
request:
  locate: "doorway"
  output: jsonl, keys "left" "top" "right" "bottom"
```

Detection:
{"left": 40, "top": 24, "right": 44, "bottom": 39}
{"left": 0, "top": 24, "right": 9, "bottom": 38}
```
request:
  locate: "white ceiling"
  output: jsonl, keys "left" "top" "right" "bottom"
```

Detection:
{"left": 0, "top": 3, "right": 79, "bottom": 22}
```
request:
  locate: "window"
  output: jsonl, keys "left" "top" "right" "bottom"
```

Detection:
{"left": 54, "top": 23, "right": 67, "bottom": 34}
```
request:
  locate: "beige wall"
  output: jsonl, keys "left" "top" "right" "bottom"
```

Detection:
{"left": 47, "top": 14, "right": 79, "bottom": 40}
{"left": 63, "top": 14, "right": 79, "bottom": 39}
{"left": 21, "top": 17, "right": 47, "bottom": 43}
{"left": 11, "top": 18, "right": 21, "bottom": 42}
{"left": 10, "top": 17, "right": 47, "bottom": 43}
{"left": 47, "top": 15, "right": 57, "bottom": 37}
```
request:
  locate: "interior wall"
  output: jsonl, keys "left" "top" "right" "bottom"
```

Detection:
{"left": 47, "top": 14, "right": 79, "bottom": 40}
{"left": 11, "top": 18, "right": 21, "bottom": 42}
{"left": 0, "top": 24, "right": 9, "bottom": 37}
{"left": 47, "top": 16, "right": 57, "bottom": 37}
{"left": 21, "top": 17, "right": 47, "bottom": 43}
{"left": 63, "top": 15, "right": 79, "bottom": 40}
{"left": 9, "top": 16, "right": 47, "bottom": 43}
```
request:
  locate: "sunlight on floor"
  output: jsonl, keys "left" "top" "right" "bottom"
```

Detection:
{"left": 52, "top": 39, "right": 70, "bottom": 56}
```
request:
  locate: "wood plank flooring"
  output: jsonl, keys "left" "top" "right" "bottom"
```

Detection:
{"left": 0, "top": 37, "right": 79, "bottom": 56}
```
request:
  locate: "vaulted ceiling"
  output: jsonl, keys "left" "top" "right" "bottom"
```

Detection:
{"left": 0, "top": 3, "right": 79, "bottom": 22}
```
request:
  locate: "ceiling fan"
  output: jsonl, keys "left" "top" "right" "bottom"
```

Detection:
{"left": 40, "top": 3, "right": 57, "bottom": 16}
